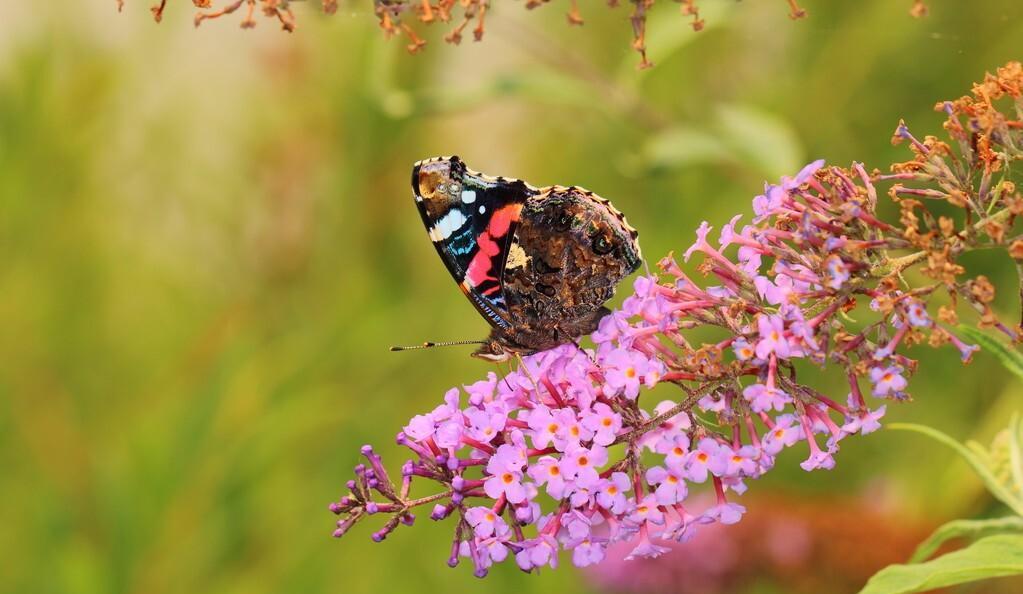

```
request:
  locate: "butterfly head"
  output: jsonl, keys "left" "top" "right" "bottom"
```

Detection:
{"left": 412, "top": 156, "right": 466, "bottom": 208}
{"left": 471, "top": 338, "right": 514, "bottom": 363}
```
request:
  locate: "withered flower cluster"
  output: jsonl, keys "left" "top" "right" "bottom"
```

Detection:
{"left": 119, "top": 1, "right": 930, "bottom": 68}
{"left": 117, "top": 0, "right": 338, "bottom": 31}
{"left": 327, "top": 62, "right": 1023, "bottom": 576}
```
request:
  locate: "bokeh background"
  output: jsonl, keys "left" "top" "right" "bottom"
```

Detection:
{"left": 3, "top": 2, "right": 1023, "bottom": 593}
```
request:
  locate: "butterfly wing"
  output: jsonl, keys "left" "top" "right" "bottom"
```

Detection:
{"left": 411, "top": 156, "right": 539, "bottom": 331}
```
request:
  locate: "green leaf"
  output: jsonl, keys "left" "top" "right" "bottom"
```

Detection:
{"left": 859, "top": 534, "right": 1023, "bottom": 594}
{"left": 958, "top": 325, "right": 1023, "bottom": 382}
{"left": 909, "top": 517, "right": 1023, "bottom": 563}
{"left": 714, "top": 104, "right": 804, "bottom": 179}
{"left": 887, "top": 423, "right": 1023, "bottom": 516}
{"left": 641, "top": 126, "right": 731, "bottom": 169}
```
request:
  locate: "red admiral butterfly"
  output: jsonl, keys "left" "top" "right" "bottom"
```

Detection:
{"left": 398, "top": 156, "right": 642, "bottom": 362}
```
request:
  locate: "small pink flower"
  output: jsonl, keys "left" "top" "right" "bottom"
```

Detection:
{"left": 561, "top": 444, "right": 608, "bottom": 488}
{"left": 465, "top": 407, "right": 506, "bottom": 443}
{"left": 527, "top": 456, "right": 570, "bottom": 499}
{"left": 683, "top": 438, "right": 728, "bottom": 483}
{"left": 581, "top": 402, "right": 622, "bottom": 446}
{"left": 515, "top": 535, "right": 559, "bottom": 572}
{"left": 646, "top": 465, "right": 688, "bottom": 505}
{"left": 762, "top": 414, "right": 803, "bottom": 455}
{"left": 525, "top": 405, "right": 559, "bottom": 449}
{"left": 403, "top": 414, "right": 435, "bottom": 441}
{"left": 742, "top": 383, "right": 790, "bottom": 413}
{"left": 465, "top": 506, "right": 508, "bottom": 538}
{"left": 484, "top": 444, "right": 528, "bottom": 503}
{"left": 661, "top": 434, "right": 691, "bottom": 471}
{"left": 701, "top": 502, "right": 746, "bottom": 525}
{"left": 602, "top": 348, "right": 651, "bottom": 399}
{"left": 721, "top": 445, "right": 759, "bottom": 477}
{"left": 596, "top": 472, "right": 631, "bottom": 514}
{"left": 570, "top": 539, "right": 606, "bottom": 567}
{"left": 683, "top": 221, "right": 713, "bottom": 262}
{"left": 869, "top": 365, "right": 908, "bottom": 397}
{"left": 755, "top": 315, "right": 792, "bottom": 359}
{"left": 627, "top": 495, "right": 665, "bottom": 526}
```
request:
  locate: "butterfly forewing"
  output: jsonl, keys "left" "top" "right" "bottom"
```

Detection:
{"left": 411, "top": 156, "right": 538, "bottom": 330}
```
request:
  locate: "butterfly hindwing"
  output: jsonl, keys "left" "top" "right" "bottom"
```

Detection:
{"left": 411, "top": 156, "right": 538, "bottom": 330}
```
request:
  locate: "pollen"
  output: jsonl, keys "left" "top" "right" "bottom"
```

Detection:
{"left": 502, "top": 473, "right": 514, "bottom": 484}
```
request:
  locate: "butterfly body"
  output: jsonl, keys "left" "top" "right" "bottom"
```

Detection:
{"left": 412, "top": 156, "right": 641, "bottom": 361}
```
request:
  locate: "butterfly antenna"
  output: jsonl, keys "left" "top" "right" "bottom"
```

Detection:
{"left": 389, "top": 339, "right": 486, "bottom": 352}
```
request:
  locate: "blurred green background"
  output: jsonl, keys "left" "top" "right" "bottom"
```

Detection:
{"left": 3, "top": 2, "right": 1023, "bottom": 593}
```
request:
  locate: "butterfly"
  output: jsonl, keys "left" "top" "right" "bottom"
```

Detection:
{"left": 403, "top": 156, "right": 642, "bottom": 362}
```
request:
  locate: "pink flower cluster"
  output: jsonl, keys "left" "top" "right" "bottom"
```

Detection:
{"left": 329, "top": 157, "right": 993, "bottom": 576}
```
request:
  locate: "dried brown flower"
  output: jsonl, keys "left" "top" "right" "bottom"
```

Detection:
{"left": 122, "top": 1, "right": 938, "bottom": 67}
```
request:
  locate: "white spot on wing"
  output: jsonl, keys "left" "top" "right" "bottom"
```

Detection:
{"left": 478, "top": 205, "right": 486, "bottom": 214}
{"left": 430, "top": 208, "right": 468, "bottom": 241}
{"left": 461, "top": 190, "right": 477, "bottom": 204}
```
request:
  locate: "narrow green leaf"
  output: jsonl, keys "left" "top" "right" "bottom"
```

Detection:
{"left": 1010, "top": 415, "right": 1023, "bottom": 498}
{"left": 958, "top": 325, "right": 1023, "bottom": 382}
{"left": 859, "top": 534, "right": 1023, "bottom": 594}
{"left": 887, "top": 423, "right": 1023, "bottom": 516}
{"left": 909, "top": 517, "right": 1023, "bottom": 563}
